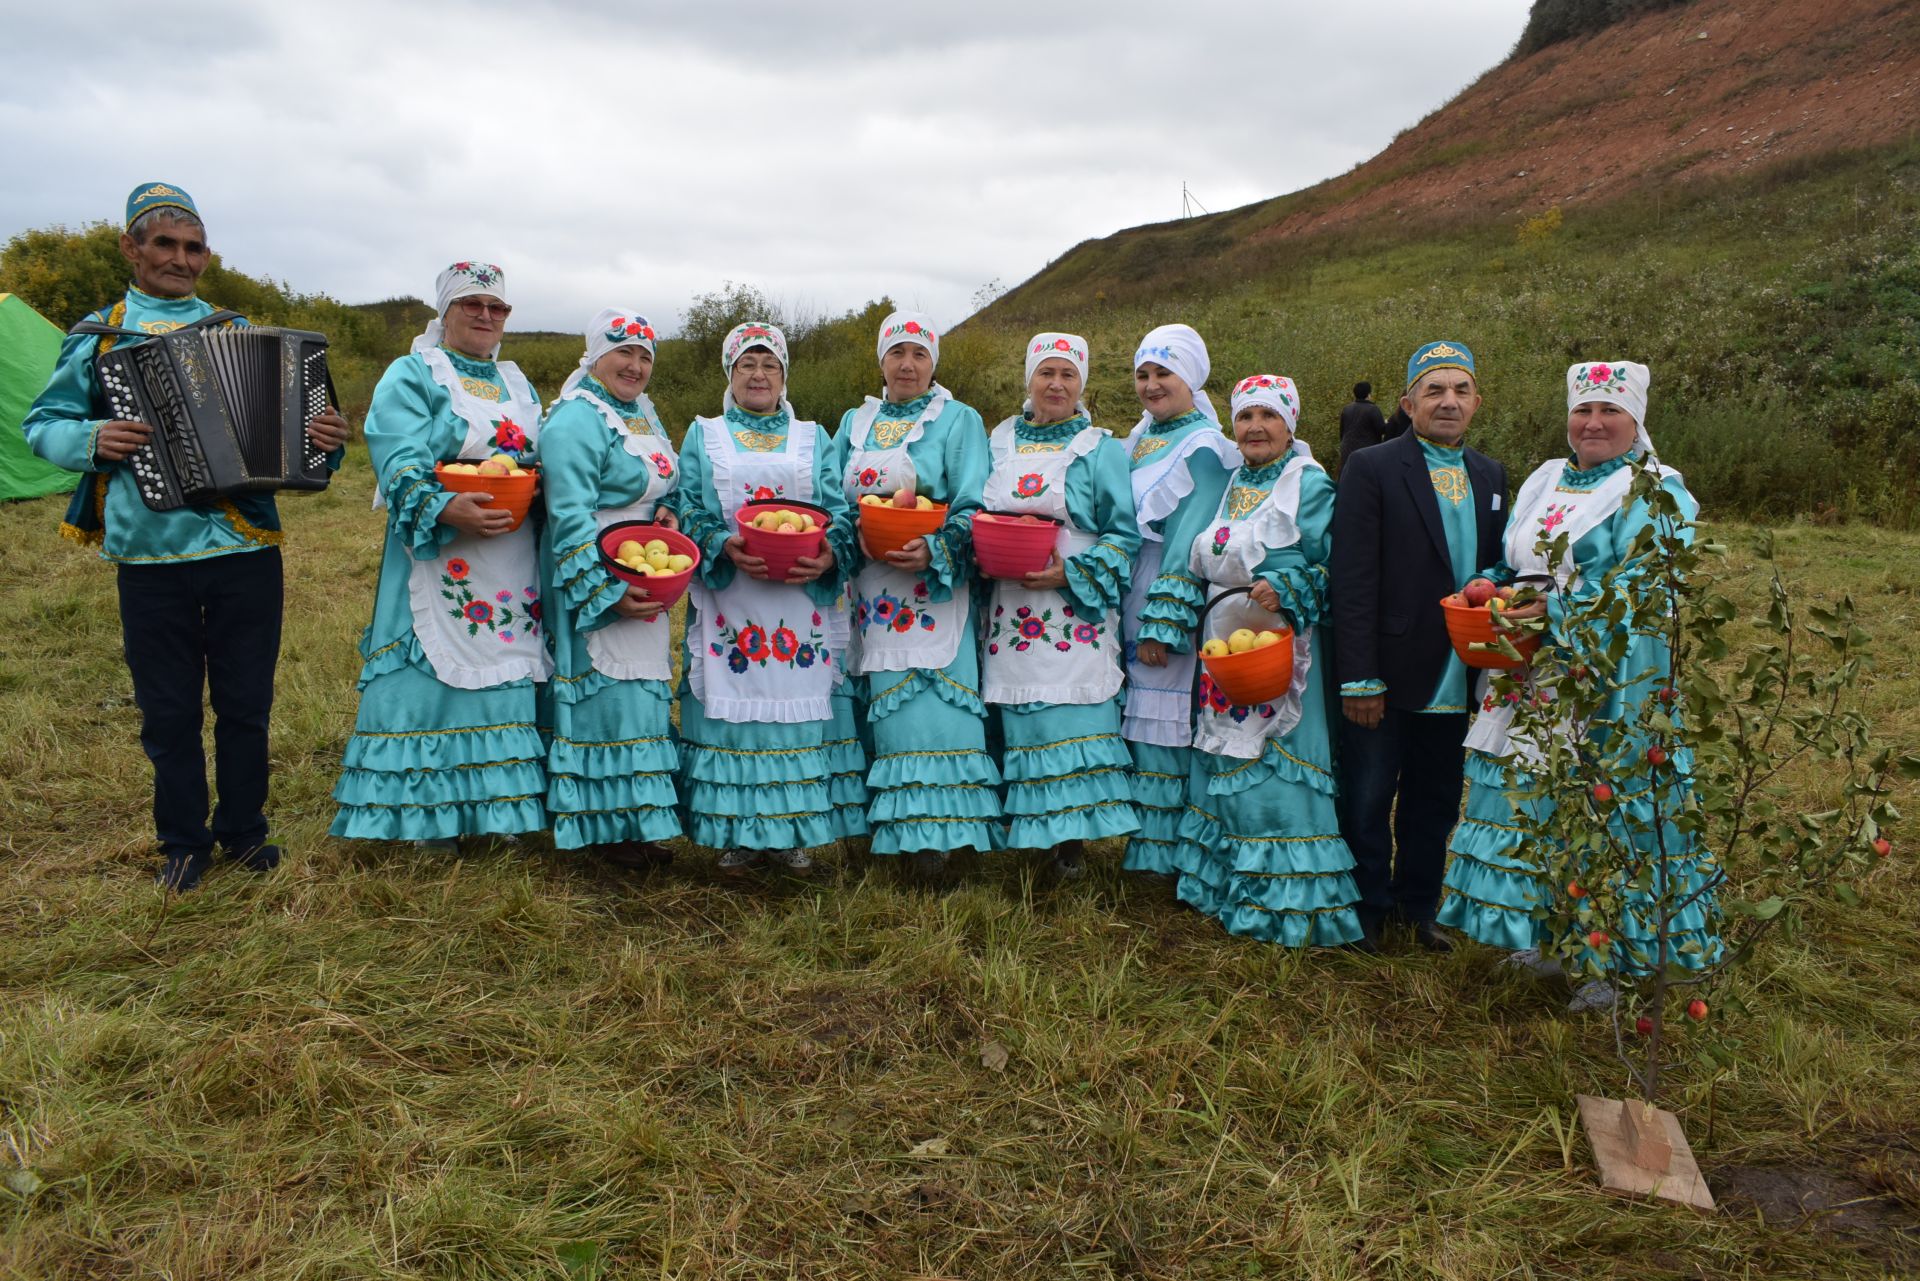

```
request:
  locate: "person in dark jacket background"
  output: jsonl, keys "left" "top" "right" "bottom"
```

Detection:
{"left": 1329, "top": 342, "right": 1506, "bottom": 952}
{"left": 1337, "top": 381, "right": 1390, "bottom": 472}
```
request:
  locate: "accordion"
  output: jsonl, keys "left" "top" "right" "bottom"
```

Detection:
{"left": 93, "top": 324, "right": 337, "bottom": 511}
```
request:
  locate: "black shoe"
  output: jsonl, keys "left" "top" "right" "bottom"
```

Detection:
{"left": 1413, "top": 921, "right": 1455, "bottom": 954}
{"left": 156, "top": 849, "right": 212, "bottom": 893}
{"left": 225, "top": 843, "right": 282, "bottom": 873}
{"left": 1050, "top": 840, "right": 1086, "bottom": 881}
{"left": 598, "top": 840, "right": 674, "bottom": 870}
{"left": 1345, "top": 922, "right": 1383, "bottom": 954}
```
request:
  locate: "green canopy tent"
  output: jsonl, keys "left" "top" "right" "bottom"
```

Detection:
{"left": 0, "top": 293, "right": 80, "bottom": 502}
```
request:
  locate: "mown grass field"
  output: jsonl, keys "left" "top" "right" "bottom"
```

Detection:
{"left": 1, "top": 448, "right": 1917, "bottom": 1280}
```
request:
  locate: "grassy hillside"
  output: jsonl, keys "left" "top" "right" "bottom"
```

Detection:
{"left": 1, "top": 456, "right": 1916, "bottom": 1276}
{"left": 955, "top": 141, "right": 1920, "bottom": 526}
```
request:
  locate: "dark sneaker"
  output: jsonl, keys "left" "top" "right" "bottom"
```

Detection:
{"left": 156, "top": 849, "right": 212, "bottom": 893}
{"left": 1413, "top": 921, "right": 1455, "bottom": 954}
{"left": 767, "top": 846, "right": 814, "bottom": 873}
{"left": 717, "top": 848, "right": 763, "bottom": 872}
{"left": 1050, "top": 841, "right": 1086, "bottom": 881}
{"left": 226, "top": 843, "right": 282, "bottom": 873}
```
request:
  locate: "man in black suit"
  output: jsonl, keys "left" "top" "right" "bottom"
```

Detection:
{"left": 1337, "top": 381, "right": 1389, "bottom": 472}
{"left": 1330, "top": 341, "right": 1507, "bottom": 953}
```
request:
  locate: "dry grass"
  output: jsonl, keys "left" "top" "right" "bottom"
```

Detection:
{"left": 1, "top": 457, "right": 1917, "bottom": 1278}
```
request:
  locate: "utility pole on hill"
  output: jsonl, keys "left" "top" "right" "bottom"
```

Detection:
{"left": 1182, "top": 183, "right": 1209, "bottom": 219}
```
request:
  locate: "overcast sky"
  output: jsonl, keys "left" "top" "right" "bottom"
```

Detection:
{"left": 2, "top": 0, "right": 1532, "bottom": 333}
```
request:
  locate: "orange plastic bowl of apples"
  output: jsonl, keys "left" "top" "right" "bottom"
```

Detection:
{"left": 735, "top": 500, "right": 829, "bottom": 580}
{"left": 599, "top": 521, "right": 701, "bottom": 608}
{"left": 436, "top": 454, "right": 538, "bottom": 532}
{"left": 1199, "top": 626, "right": 1296, "bottom": 705}
{"left": 1441, "top": 578, "right": 1541, "bottom": 669}
{"left": 858, "top": 486, "right": 947, "bottom": 557}
{"left": 971, "top": 509, "right": 1061, "bottom": 578}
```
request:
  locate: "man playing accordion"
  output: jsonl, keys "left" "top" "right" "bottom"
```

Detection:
{"left": 22, "top": 182, "right": 350, "bottom": 891}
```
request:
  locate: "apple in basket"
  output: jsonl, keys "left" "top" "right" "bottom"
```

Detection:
{"left": 749, "top": 508, "right": 819, "bottom": 533}
{"left": 1462, "top": 578, "right": 1498, "bottom": 607}
{"left": 613, "top": 538, "right": 693, "bottom": 577}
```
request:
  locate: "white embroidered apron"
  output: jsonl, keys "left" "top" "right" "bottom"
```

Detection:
{"left": 405, "top": 349, "right": 552, "bottom": 690}
{"left": 686, "top": 417, "right": 835, "bottom": 723}
{"left": 561, "top": 387, "right": 680, "bottom": 683}
{"left": 842, "top": 386, "right": 965, "bottom": 674}
{"left": 1121, "top": 425, "right": 1241, "bottom": 748}
{"left": 980, "top": 419, "right": 1122, "bottom": 706}
{"left": 1462, "top": 459, "right": 1647, "bottom": 767}
{"left": 1189, "top": 457, "right": 1320, "bottom": 760}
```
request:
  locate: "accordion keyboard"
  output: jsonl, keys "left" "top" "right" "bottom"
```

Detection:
{"left": 98, "top": 342, "right": 215, "bottom": 508}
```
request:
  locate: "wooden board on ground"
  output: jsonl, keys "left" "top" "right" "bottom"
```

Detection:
{"left": 1576, "top": 1093, "right": 1716, "bottom": 1213}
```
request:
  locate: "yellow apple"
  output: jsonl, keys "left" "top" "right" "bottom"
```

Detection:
{"left": 915, "top": 496, "right": 934, "bottom": 510}
{"left": 616, "top": 540, "right": 644, "bottom": 561}
{"left": 1227, "top": 629, "right": 1258, "bottom": 654}
{"left": 1201, "top": 639, "right": 1230, "bottom": 658}
{"left": 644, "top": 539, "right": 668, "bottom": 556}
{"left": 1254, "top": 630, "right": 1284, "bottom": 649}
{"left": 860, "top": 494, "right": 884, "bottom": 507}
{"left": 666, "top": 554, "right": 693, "bottom": 572}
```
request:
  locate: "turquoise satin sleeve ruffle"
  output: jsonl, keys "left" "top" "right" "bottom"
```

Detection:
{"left": 365, "top": 359, "right": 459, "bottom": 559}
{"left": 672, "top": 425, "right": 738, "bottom": 591}
{"left": 1060, "top": 438, "right": 1140, "bottom": 621}
{"left": 540, "top": 402, "right": 631, "bottom": 634}
{"left": 1254, "top": 467, "right": 1335, "bottom": 630}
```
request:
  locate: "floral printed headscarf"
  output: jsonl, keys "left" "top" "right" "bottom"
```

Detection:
{"left": 562, "top": 307, "right": 660, "bottom": 403}
{"left": 876, "top": 310, "right": 939, "bottom": 368}
{"left": 1023, "top": 332, "right": 1089, "bottom": 418}
{"left": 1132, "top": 323, "right": 1218, "bottom": 428}
{"left": 721, "top": 320, "right": 795, "bottom": 418}
{"left": 1566, "top": 360, "right": 1653, "bottom": 457}
{"left": 1229, "top": 374, "right": 1314, "bottom": 461}
{"left": 412, "top": 260, "right": 509, "bottom": 357}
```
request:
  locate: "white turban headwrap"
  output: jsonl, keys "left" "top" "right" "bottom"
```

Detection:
{"left": 561, "top": 308, "right": 660, "bottom": 404}
{"left": 721, "top": 320, "right": 795, "bottom": 419}
{"left": 411, "top": 260, "right": 508, "bottom": 357}
{"left": 1132, "top": 323, "right": 1219, "bottom": 429}
{"left": 876, "top": 310, "right": 939, "bottom": 368}
{"left": 1566, "top": 360, "right": 1654, "bottom": 457}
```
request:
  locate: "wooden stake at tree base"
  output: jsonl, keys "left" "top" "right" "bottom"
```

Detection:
{"left": 1576, "top": 1094, "right": 1715, "bottom": 1213}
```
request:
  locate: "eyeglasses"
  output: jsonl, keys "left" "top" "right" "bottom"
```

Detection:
{"left": 455, "top": 299, "right": 512, "bottom": 320}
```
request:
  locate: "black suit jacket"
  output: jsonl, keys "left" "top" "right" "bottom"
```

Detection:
{"left": 1337, "top": 399, "right": 1388, "bottom": 472}
{"left": 1330, "top": 430, "right": 1507, "bottom": 711}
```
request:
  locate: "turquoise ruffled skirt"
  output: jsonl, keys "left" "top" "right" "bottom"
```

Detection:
{"left": 545, "top": 667, "right": 681, "bottom": 850}
{"left": 864, "top": 650, "right": 1003, "bottom": 855}
{"left": 676, "top": 666, "right": 844, "bottom": 854}
{"left": 996, "top": 697, "right": 1141, "bottom": 849}
{"left": 330, "top": 641, "right": 547, "bottom": 841}
{"left": 1173, "top": 739, "right": 1363, "bottom": 947}
{"left": 1123, "top": 741, "right": 1190, "bottom": 875}
{"left": 821, "top": 686, "right": 871, "bottom": 844}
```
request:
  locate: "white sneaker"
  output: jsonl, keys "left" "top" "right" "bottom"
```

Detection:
{"left": 1568, "top": 979, "right": 1619, "bottom": 1015}
{"left": 767, "top": 847, "right": 814, "bottom": 872}
{"left": 1503, "top": 946, "right": 1564, "bottom": 978}
{"left": 716, "top": 848, "right": 762, "bottom": 871}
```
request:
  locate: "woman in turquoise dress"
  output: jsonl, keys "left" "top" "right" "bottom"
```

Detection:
{"left": 672, "top": 321, "right": 861, "bottom": 873}
{"left": 332, "top": 261, "right": 549, "bottom": 847}
{"left": 978, "top": 333, "right": 1141, "bottom": 878}
{"left": 1139, "top": 375, "right": 1364, "bottom": 945}
{"left": 831, "top": 311, "right": 1001, "bottom": 876}
{"left": 1119, "top": 324, "right": 1240, "bottom": 878}
{"left": 538, "top": 309, "right": 682, "bottom": 868}
{"left": 1434, "top": 360, "right": 1721, "bottom": 1010}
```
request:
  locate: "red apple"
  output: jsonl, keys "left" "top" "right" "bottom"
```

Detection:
{"left": 1567, "top": 881, "right": 1586, "bottom": 899}
{"left": 1872, "top": 837, "right": 1891, "bottom": 857}
{"left": 1686, "top": 999, "right": 1709, "bottom": 1022}
{"left": 1591, "top": 782, "right": 1615, "bottom": 803}
{"left": 1646, "top": 745, "right": 1669, "bottom": 767}
{"left": 1635, "top": 1015, "right": 1654, "bottom": 1036}
{"left": 1497, "top": 585, "right": 1517, "bottom": 602}
{"left": 1570, "top": 664, "right": 1590, "bottom": 681}
{"left": 1587, "top": 929, "right": 1609, "bottom": 948}
{"left": 1655, "top": 686, "right": 1678, "bottom": 704}
{"left": 1462, "top": 579, "right": 1497, "bottom": 607}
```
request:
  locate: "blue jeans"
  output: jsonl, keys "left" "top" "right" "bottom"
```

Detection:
{"left": 1336, "top": 707, "right": 1467, "bottom": 928}
{"left": 117, "top": 548, "right": 282, "bottom": 858}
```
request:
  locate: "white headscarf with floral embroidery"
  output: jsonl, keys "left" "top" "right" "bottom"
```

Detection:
{"left": 411, "top": 260, "right": 509, "bottom": 357}
{"left": 721, "top": 320, "right": 796, "bottom": 419}
{"left": 876, "top": 310, "right": 939, "bottom": 368}
{"left": 562, "top": 308, "right": 659, "bottom": 401}
{"left": 1132, "top": 323, "right": 1218, "bottom": 429}
{"left": 1230, "top": 373, "right": 1314, "bottom": 460}
{"left": 1023, "top": 332, "right": 1089, "bottom": 417}
{"left": 1566, "top": 360, "right": 1653, "bottom": 457}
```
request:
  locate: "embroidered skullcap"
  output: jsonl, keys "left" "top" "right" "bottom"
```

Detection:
{"left": 723, "top": 320, "right": 789, "bottom": 373}
{"left": 1405, "top": 340, "right": 1476, "bottom": 391}
{"left": 1567, "top": 360, "right": 1654, "bottom": 457}
{"left": 1230, "top": 374, "right": 1301, "bottom": 436}
{"left": 562, "top": 308, "right": 659, "bottom": 400}
{"left": 876, "top": 311, "right": 939, "bottom": 368}
{"left": 125, "top": 182, "right": 198, "bottom": 226}
{"left": 1025, "top": 332, "right": 1088, "bottom": 385}
{"left": 411, "top": 260, "right": 510, "bottom": 357}
{"left": 1132, "top": 323, "right": 1218, "bottom": 425}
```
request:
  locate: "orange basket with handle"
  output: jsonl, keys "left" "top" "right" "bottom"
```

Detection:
{"left": 436, "top": 462, "right": 538, "bottom": 532}
{"left": 859, "top": 498, "right": 947, "bottom": 558}
{"left": 1441, "top": 576, "right": 1548, "bottom": 669}
{"left": 1196, "top": 586, "right": 1297, "bottom": 706}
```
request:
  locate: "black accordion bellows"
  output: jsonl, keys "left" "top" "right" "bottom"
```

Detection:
{"left": 94, "top": 325, "right": 337, "bottom": 512}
